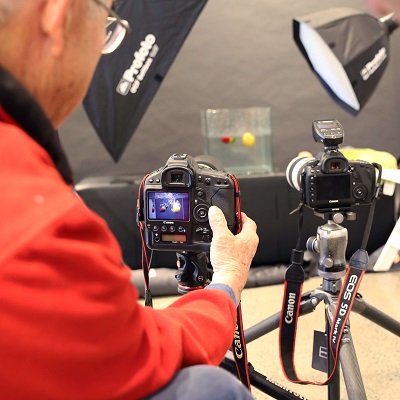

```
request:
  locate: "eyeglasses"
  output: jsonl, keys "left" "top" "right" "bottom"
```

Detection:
{"left": 93, "top": 0, "right": 131, "bottom": 54}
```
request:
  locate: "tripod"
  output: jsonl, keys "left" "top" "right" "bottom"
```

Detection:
{"left": 221, "top": 214, "right": 400, "bottom": 400}
{"left": 175, "top": 251, "right": 211, "bottom": 294}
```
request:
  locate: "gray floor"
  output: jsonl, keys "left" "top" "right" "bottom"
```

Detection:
{"left": 144, "top": 270, "right": 400, "bottom": 400}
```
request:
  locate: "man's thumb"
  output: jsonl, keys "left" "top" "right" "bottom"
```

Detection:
{"left": 208, "top": 206, "right": 227, "bottom": 231}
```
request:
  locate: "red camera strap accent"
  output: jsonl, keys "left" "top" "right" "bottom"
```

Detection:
{"left": 137, "top": 172, "right": 251, "bottom": 390}
{"left": 137, "top": 175, "right": 153, "bottom": 307}
{"left": 279, "top": 249, "right": 368, "bottom": 385}
{"left": 232, "top": 303, "right": 251, "bottom": 390}
{"left": 227, "top": 173, "right": 251, "bottom": 390}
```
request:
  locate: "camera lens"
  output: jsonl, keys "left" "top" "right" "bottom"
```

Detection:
{"left": 286, "top": 156, "right": 316, "bottom": 191}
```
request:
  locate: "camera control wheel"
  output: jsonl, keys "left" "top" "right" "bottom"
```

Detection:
{"left": 353, "top": 184, "right": 367, "bottom": 200}
{"left": 193, "top": 204, "right": 209, "bottom": 223}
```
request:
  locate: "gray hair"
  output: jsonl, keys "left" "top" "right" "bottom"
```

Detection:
{"left": 0, "top": 1, "right": 30, "bottom": 27}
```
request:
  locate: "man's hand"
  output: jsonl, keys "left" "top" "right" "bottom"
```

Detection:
{"left": 367, "top": 0, "right": 400, "bottom": 16}
{"left": 208, "top": 206, "right": 259, "bottom": 304}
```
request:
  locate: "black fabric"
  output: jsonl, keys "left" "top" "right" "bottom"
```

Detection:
{"left": 0, "top": 66, "right": 73, "bottom": 184}
{"left": 83, "top": 0, "right": 208, "bottom": 161}
{"left": 75, "top": 173, "right": 397, "bottom": 270}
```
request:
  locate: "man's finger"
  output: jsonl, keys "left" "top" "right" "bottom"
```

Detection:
{"left": 208, "top": 206, "right": 227, "bottom": 231}
{"left": 240, "top": 212, "right": 258, "bottom": 234}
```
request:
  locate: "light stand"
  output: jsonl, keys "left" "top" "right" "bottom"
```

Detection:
{"left": 220, "top": 211, "right": 400, "bottom": 400}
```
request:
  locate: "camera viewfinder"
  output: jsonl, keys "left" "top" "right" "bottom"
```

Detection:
{"left": 171, "top": 173, "right": 183, "bottom": 183}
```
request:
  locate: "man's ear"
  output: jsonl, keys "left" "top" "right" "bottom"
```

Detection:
{"left": 40, "top": 0, "right": 71, "bottom": 56}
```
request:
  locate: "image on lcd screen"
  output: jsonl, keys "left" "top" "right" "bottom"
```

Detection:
{"left": 148, "top": 192, "right": 190, "bottom": 221}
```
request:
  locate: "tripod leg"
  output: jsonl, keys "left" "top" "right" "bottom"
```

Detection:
{"left": 244, "top": 295, "right": 319, "bottom": 344}
{"left": 244, "top": 311, "right": 280, "bottom": 344}
{"left": 220, "top": 356, "right": 309, "bottom": 400}
{"left": 326, "top": 298, "right": 367, "bottom": 400}
{"left": 326, "top": 319, "right": 341, "bottom": 400}
{"left": 352, "top": 293, "right": 400, "bottom": 336}
{"left": 339, "top": 327, "right": 367, "bottom": 400}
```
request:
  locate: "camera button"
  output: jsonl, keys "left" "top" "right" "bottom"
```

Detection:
{"left": 161, "top": 225, "right": 168, "bottom": 232}
{"left": 193, "top": 205, "right": 209, "bottom": 222}
{"left": 149, "top": 179, "right": 154, "bottom": 183}
{"left": 155, "top": 179, "right": 160, "bottom": 183}
{"left": 202, "top": 235, "right": 212, "bottom": 242}
{"left": 197, "top": 190, "right": 204, "bottom": 197}
{"left": 153, "top": 225, "right": 159, "bottom": 232}
{"left": 169, "top": 226, "right": 176, "bottom": 233}
{"left": 199, "top": 209, "right": 207, "bottom": 218}
{"left": 354, "top": 185, "right": 367, "bottom": 199}
{"left": 178, "top": 226, "right": 185, "bottom": 233}
{"left": 205, "top": 178, "right": 211, "bottom": 185}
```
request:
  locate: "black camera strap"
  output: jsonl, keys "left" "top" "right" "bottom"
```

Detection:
{"left": 227, "top": 173, "right": 251, "bottom": 391}
{"left": 279, "top": 248, "right": 368, "bottom": 385}
{"left": 137, "top": 174, "right": 153, "bottom": 307}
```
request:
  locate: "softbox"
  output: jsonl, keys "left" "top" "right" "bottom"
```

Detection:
{"left": 293, "top": 8, "right": 397, "bottom": 114}
{"left": 83, "top": 0, "right": 208, "bottom": 161}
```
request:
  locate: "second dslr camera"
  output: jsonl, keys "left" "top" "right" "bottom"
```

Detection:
{"left": 287, "top": 119, "right": 379, "bottom": 213}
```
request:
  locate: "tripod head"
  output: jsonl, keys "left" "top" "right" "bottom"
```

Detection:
{"left": 306, "top": 211, "right": 354, "bottom": 291}
{"left": 175, "top": 251, "right": 212, "bottom": 294}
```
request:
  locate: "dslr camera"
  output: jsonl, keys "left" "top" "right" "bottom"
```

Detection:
{"left": 141, "top": 154, "right": 238, "bottom": 252}
{"left": 286, "top": 119, "right": 379, "bottom": 213}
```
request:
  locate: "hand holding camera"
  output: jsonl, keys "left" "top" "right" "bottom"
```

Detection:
{"left": 139, "top": 153, "right": 258, "bottom": 297}
{"left": 142, "top": 154, "right": 238, "bottom": 253}
{"left": 208, "top": 206, "right": 259, "bottom": 304}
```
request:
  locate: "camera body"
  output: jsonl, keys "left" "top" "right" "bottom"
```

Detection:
{"left": 142, "top": 154, "right": 237, "bottom": 252}
{"left": 302, "top": 159, "right": 376, "bottom": 212}
{"left": 287, "top": 120, "right": 377, "bottom": 213}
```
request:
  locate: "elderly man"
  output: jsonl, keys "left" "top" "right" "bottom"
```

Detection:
{"left": 0, "top": 1, "right": 259, "bottom": 399}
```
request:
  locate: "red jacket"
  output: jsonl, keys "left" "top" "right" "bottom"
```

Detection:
{"left": 0, "top": 67, "right": 236, "bottom": 399}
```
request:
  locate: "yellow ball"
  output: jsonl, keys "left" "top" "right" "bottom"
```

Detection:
{"left": 242, "top": 132, "right": 255, "bottom": 147}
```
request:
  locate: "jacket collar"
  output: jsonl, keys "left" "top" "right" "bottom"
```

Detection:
{"left": 0, "top": 65, "right": 73, "bottom": 184}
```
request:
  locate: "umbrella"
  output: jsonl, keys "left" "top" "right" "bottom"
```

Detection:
{"left": 83, "top": 0, "right": 208, "bottom": 161}
{"left": 293, "top": 8, "right": 397, "bottom": 114}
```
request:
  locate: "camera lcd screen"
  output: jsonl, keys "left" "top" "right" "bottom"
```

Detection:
{"left": 316, "top": 175, "right": 351, "bottom": 200}
{"left": 161, "top": 233, "right": 187, "bottom": 243}
{"left": 317, "top": 122, "right": 337, "bottom": 129}
{"left": 147, "top": 191, "right": 190, "bottom": 221}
